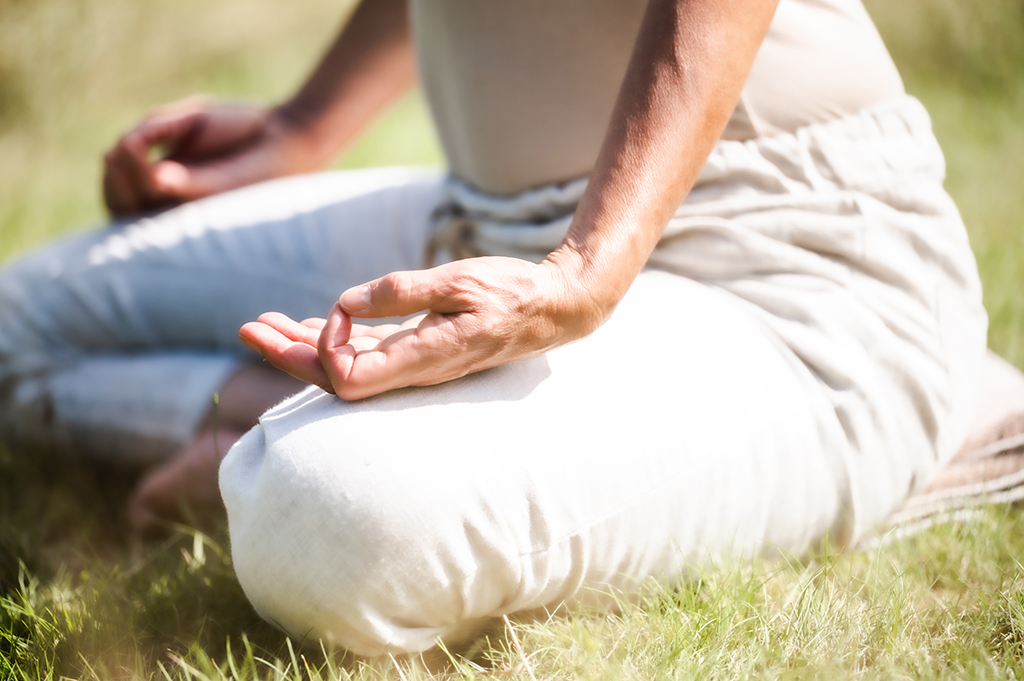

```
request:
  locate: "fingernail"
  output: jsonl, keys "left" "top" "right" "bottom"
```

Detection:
{"left": 340, "top": 285, "right": 371, "bottom": 312}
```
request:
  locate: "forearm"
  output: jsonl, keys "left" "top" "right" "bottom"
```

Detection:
{"left": 243, "top": 0, "right": 780, "bottom": 400}
{"left": 275, "top": 0, "right": 417, "bottom": 169}
{"left": 551, "top": 0, "right": 779, "bottom": 330}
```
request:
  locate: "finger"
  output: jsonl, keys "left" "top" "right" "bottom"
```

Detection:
{"left": 148, "top": 125, "right": 277, "bottom": 201}
{"left": 102, "top": 152, "right": 143, "bottom": 217}
{"left": 141, "top": 101, "right": 267, "bottom": 160}
{"left": 113, "top": 132, "right": 166, "bottom": 203}
{"left": 132, "top": 107, "right": 211, "bottom": 158}
{"left": 150, "top": 156, "right": 258, "bottom": 202}
{"left": 149, "top": 161, "right": 194, "bottom": 197}
{"left": 318, "top": 304, "right": 352, "bottom": 348}
{"left": 338, "top": 267, "right": 468, "bottom": 319}
{"left": 105, "top": 114, "right": 206, "bottom": 211}
{"left": 102, "top": 101, "right": 217, "bottom": 216}
{"left": 347, "top": 335, "right": 384, "bottom": 353}
{"left": 316, "top": 304, "right": 355, "bottom": 387}
{"left": 320, "top": 314, "right": 453, "bottom": 401}
{"left": 120, "top": 129, "right": 163, "bottom": 179}
{"left": 344, "top": 321, "right": 417, "bottom": 351}
{"left": 238, "top": 321, "right": 333, "bottom": 392}
{"left": 300, "top": 317, "right": 327, "bottom": 331}
{"left": 169, "top": 105, "right": 269, "bottom": 160}
{"left": 349, "top": 322, "right": 404, "bottom": 340}
{"left": 103, "top": 142, "right": 171, "bottom": 216}
{"left": 255, "top": 311, "right": 323, "bottom": 347}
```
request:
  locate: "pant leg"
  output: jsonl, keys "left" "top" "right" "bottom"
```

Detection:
{"left": 220, "top": 269, "right": 850, "bottom": 656}
{"left": 218, "top": 97, "right": 988, "bottom": 656}
{"left": 0, "top": 167, "right": 445, "bottom": 464}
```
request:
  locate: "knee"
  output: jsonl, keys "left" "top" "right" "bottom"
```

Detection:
{"left": 0, "top": 234, "right": 97, "bottom": 376}
{"left": 0, "top": 251, "right": 38, "bottom": 365}
{"left": 220, "top": 395, "right": 516, "bottom": 655}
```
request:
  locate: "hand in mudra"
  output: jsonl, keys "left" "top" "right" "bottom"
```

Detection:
{"left": 102, "top": 97, "right": 313, "bottom": 217}
{"left": 239, "top": 255, "right": 600, "bottom": 401}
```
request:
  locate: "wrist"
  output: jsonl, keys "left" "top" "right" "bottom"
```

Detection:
{"left": 541, "top": 244, "right": 621, "bottom": 339}
{"left": 268, "top": 103, "right": 338, "bottom": 173}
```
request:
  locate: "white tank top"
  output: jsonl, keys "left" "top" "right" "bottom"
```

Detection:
{"left": 410, "top": 0, "right": 905, "bottom": 195}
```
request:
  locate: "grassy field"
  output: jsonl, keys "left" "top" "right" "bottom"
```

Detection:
{"left": 1, "top": 0, "right": 1023, "bottom": 678}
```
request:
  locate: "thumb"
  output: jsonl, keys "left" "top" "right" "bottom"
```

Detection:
{"left": 151, "top": 156, "right": 262, "bottom": 201}
{"left": 317, "top": 302, "right": 353, "bottom": 357}
{"left": 150, "top": 161, "right": 195, "bottom": 196}
{"left": 339, "top": 268, "right": 464, "bottom": 319}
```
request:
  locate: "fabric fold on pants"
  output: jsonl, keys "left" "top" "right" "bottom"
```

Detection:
{"left": 429, "top": 95, "right": 987, "bottom": 542}
{"left": 220, "top": 95, "right": 986, "bottom": 655}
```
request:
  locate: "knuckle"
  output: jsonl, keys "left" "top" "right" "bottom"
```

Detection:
{"left": 374, "top": 272, "right": 403, "bottom": 303}
{"left": 442, "top": 270, "right": 484, "bottom": 304}
{"left": 378, "top": 270, "right": 431, "bottom": 311}
{"left": 334, "top": 375, "right": 372, "bottom": 401}
{"left": 390, "top": 271, "right": 416, "bottom": 302}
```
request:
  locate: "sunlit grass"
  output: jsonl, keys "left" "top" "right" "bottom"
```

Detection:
{"left": 1, "top": 0, "right": 1023, "bottom": 678}
{"left": 5, "top": 505, "right": 1024, "bottom": 679}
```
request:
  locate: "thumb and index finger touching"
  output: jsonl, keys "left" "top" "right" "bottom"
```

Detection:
{"left": 104, "top": 101, "right": 268, "bottom": 216}
{"left": 104, "top": 107, "right": 205, "bottom": 215}
{"left": 315, "top": 268, "right": 470, "bottom": 399}
{"left": 245, "top": 267, "right": 471, "bottom": 399}
{"left": 239, "top": 267, "right": 464, "bottom": 398}
{"left": 142, "top": 104, "right": 274, "bottom": 200}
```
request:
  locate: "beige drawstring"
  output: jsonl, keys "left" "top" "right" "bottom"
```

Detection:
{"left": 424, "top": 203, "right": 485, "bottom": 268}
{"left": 423, "top": 176, "right": 586, "bottom": 268}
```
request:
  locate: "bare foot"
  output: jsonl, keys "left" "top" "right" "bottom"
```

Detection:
{"left": 128, "top": 427, "right": 245, "bottom": 537}
{"left": 128, "top": 363, "right": 303, "bottom": 537}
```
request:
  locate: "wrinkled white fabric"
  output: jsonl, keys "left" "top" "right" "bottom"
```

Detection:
{"left": 220, "top": 96, "right": 987, "bottom": 655}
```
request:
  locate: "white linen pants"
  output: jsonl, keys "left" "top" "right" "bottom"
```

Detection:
{"left": 0, "top": 97, "right": 987, "bottom": 655}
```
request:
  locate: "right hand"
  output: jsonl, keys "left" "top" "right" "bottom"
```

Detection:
{"left": 102, "top": 97, "right": 315, "bottom": 217}
{"left": 239, "top": 252, "right": 605, "bottom": 401}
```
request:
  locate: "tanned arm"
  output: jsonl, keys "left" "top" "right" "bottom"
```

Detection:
{"left": 241, "top": 0, "right": 781, "bottom": 401}
{"left": 103, "top": 0, "right": 416, "bottom": 216}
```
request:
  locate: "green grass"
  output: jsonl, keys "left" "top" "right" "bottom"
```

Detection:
{"left": 1, "top": 0, "right": 1024, "bottom": 678}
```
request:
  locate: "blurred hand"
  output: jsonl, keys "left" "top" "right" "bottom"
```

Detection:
{"left": 102, "top": 97, "right": 315, "bottom": 217}
{"left": 238, "top": 254, "right": 603, "bottom": 400}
